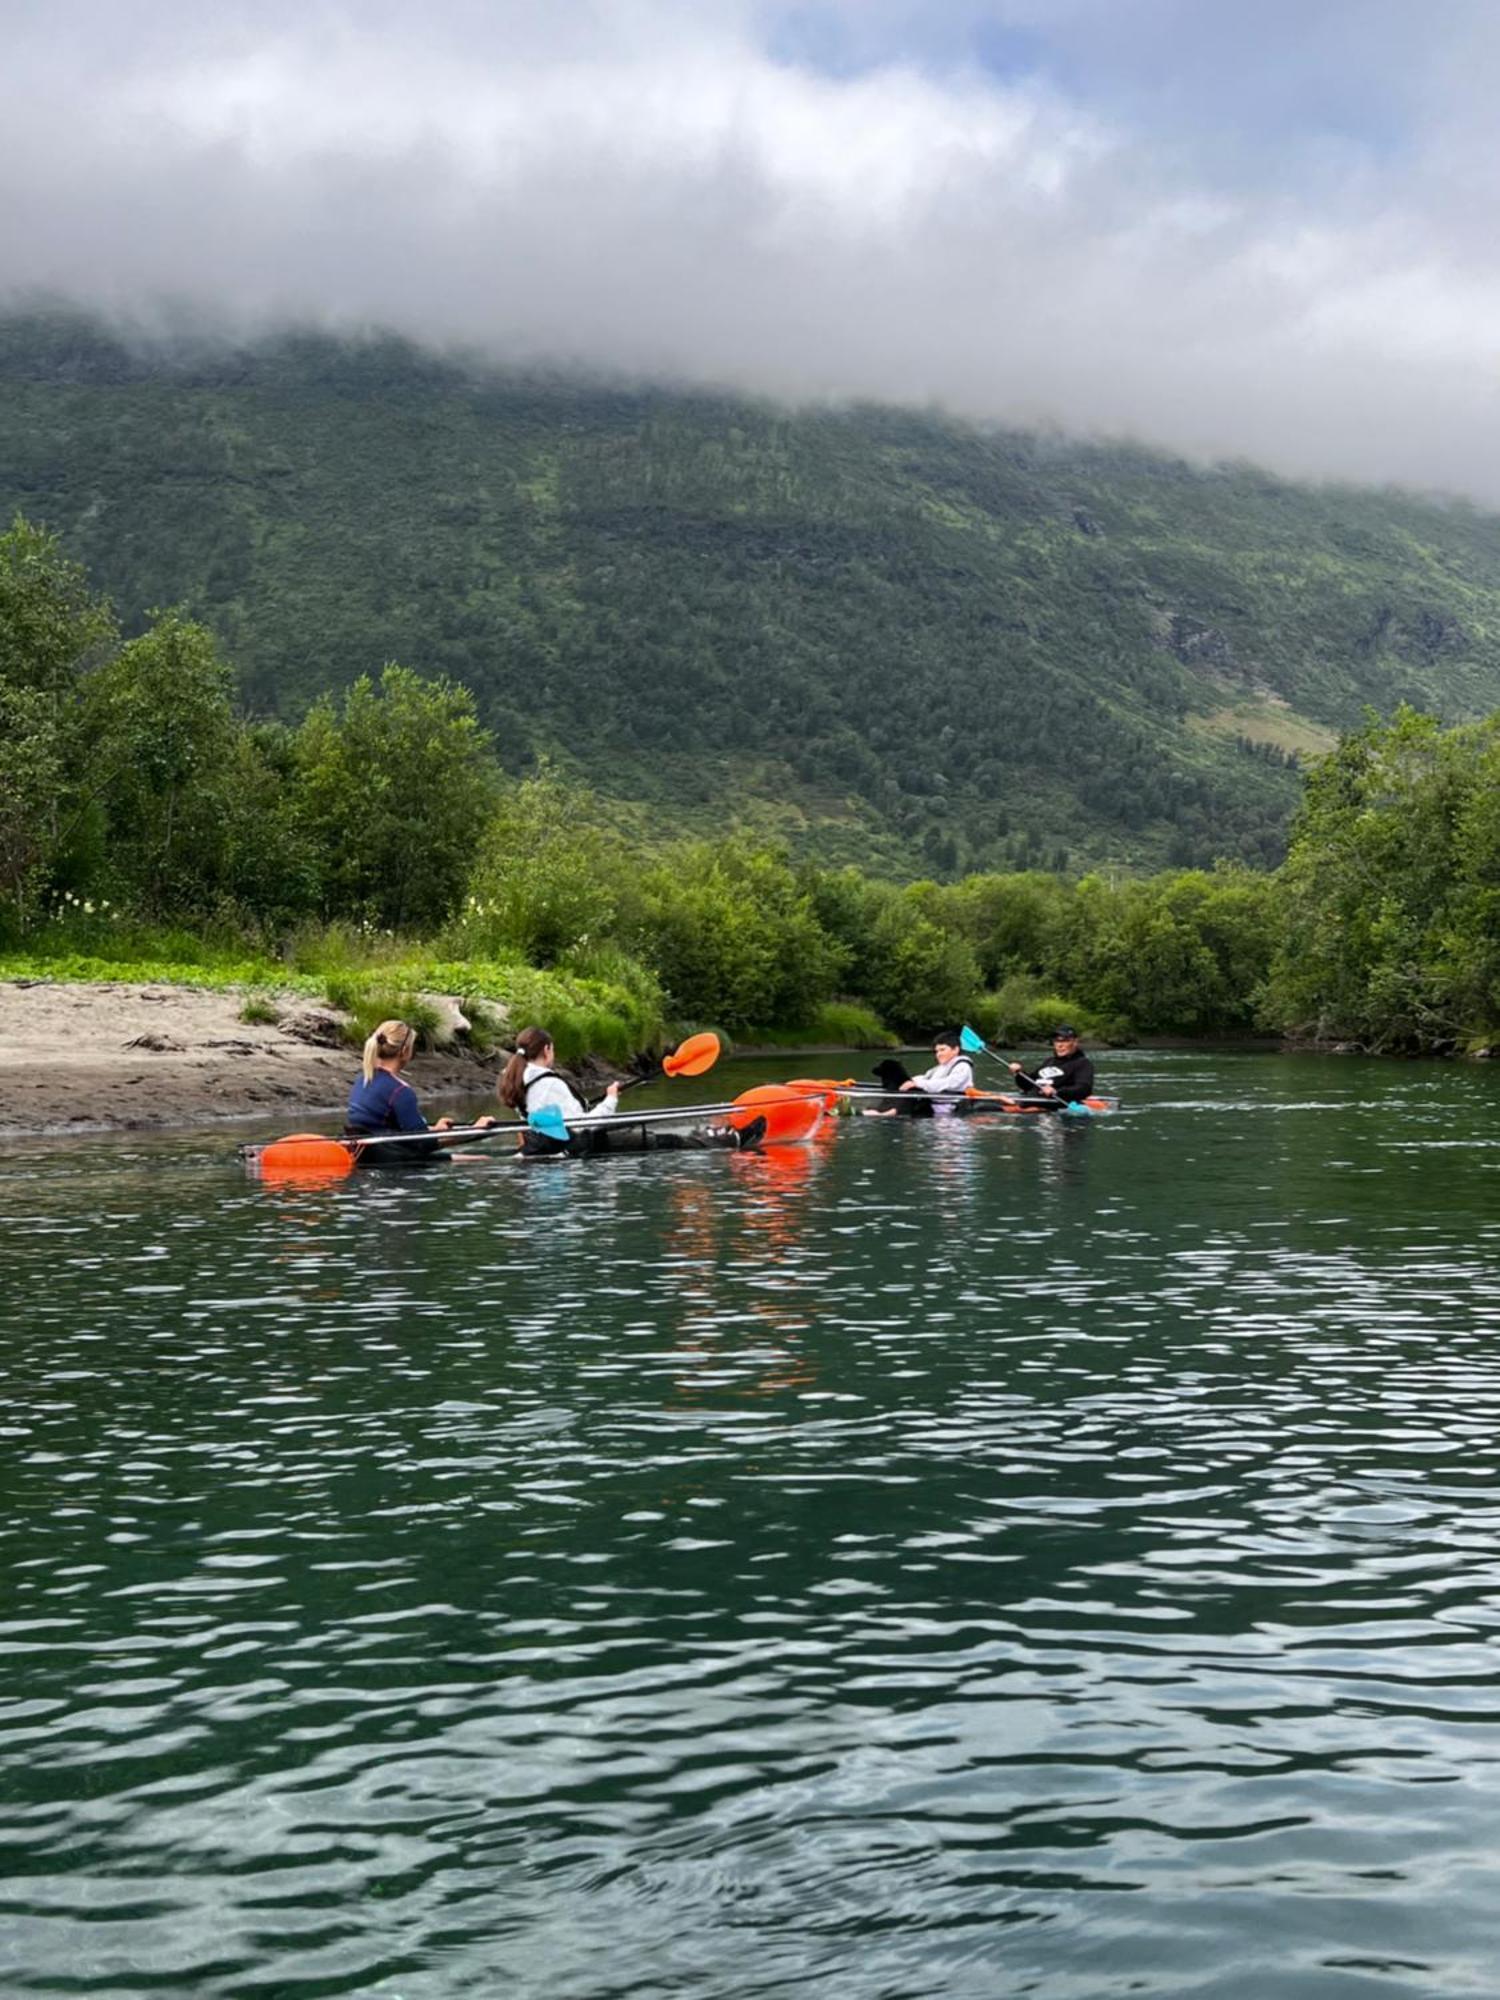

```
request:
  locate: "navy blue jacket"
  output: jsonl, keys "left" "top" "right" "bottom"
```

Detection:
{"left": 346, "top": 1069, "right": 431, "bottom": 1136}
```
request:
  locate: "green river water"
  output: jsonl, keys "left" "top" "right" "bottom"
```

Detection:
{"left": 5, "top": 1050, "right": 1500, "bottom": 1999}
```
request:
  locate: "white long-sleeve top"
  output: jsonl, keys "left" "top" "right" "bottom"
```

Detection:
{"left": 522, "top": 1062, "right": 618, "bottom": 1130}
{"left": 908, "top": 1055, "right": 975, "bottom": 1096}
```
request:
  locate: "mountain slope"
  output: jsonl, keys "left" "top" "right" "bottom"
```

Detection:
{"left": 4, "top": 310, "right": 1500, "bottom": 876}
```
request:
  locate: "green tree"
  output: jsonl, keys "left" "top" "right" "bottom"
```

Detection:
{"left": 82, "top": 610, "right": 242, "bottom": 917}
{"left": 860, "top": 885, "right": 982, "bottom": 1031}
{"left": 220, "top": 721, "right": 322, "bottom": 925}
{"left": 460, "top": 770, "right": 628, "bottom": 964}
{"left": 0, "top": 515, "right": 115, "bottom": 928}
{"left": 1264, "top": 708, "right": 1497, "bottom": 1051}
{"left": 946, "top": 871, "right": 1070, "bottom": 986}
{"left": 293, "top": 665, "right": 500, "bottom": 931}
{"left": 1050, "top": 868, "right": 1279, "bottom": 1035}
{"left": 634, "top": 838, "right": 847, "bottom": 1029}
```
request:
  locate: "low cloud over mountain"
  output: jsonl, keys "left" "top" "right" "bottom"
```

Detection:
{"left": 6, "top": 0, "right": 1500, "bottom": 497}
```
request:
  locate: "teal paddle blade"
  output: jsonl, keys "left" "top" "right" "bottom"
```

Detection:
{"left": 527, "top": 1104, "right": 570, "bottom": 1143}
{"left": 1061, "top": 1100, "right": 1093, "bottom": 1118}
{"left": 959, "top": 1025, "right": 986, "bottom": 1054}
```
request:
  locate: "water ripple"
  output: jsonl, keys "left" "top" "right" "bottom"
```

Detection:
{"left": 5, "top": 1055, "right": 1500, "bottom": 1995}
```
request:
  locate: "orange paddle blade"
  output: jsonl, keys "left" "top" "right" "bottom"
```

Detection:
{"left": 728, "top": 1084, "right": 824, "bottom": 1146}
{"left": 248, "top": 1134, "right": 356, "bottom": 1180}
{"left": 662, "top": 1031, "right": 721, "bottom": 1079}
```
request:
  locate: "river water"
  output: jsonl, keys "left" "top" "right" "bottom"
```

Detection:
{"left": 5, "top": 1051, "right": 1500, "bottom": 1999}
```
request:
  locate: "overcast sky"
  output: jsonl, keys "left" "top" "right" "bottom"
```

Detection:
{"left": 6, "top": 0, "right": 1500, "bottom": 498}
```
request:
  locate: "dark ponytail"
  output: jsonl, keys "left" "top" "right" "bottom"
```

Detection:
{"left": 498, "top": 1025, "right": 554, "bottom": 1111}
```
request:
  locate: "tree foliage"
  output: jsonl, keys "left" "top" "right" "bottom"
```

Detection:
{"left": 0, "top": 515, "right": 115, "bottom": 927}
{"left": 1264, "top": 708, "right": 1500, "bottom": 1051}
{"left": 293, "top": 666, "right": 499, "bottom": 931}
{"left": 630, "top": 839, "right": 848, "bottom": 1030}
{"left": 83, "top": 611, "right": 242, "bottom": 917}
{"left": 458, "top": 769, "right": 627, "bottom": 965}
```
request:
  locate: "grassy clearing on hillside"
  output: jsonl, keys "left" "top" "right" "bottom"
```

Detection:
{"left": 1188, "top": 703, "right": 1337, "bottom": 759}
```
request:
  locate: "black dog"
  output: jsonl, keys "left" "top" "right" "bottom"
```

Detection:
{"left": 871, "top": 1058, "right": 930, "bottom": 1115}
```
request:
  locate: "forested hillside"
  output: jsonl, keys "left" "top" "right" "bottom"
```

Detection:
{"left": 5, "top": 308, "right": 1500, "bottom": 875}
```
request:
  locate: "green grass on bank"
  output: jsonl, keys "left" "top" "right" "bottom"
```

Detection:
{"left": 0, "top": 922, "right": 904, "bottom": 1063}
{"left": 0, "top": 949, "right": 326, "bottom": 995}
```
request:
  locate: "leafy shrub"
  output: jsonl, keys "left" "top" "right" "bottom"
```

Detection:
{"left": 978, "top": 977, "right": 1114, "bottom": 1045}
{"left": 808, "top": 1000, "right": 897, "bottom": 1047}
{"left": 419, "top": 956, "right": 667, "bottom": 1066}
{"left": 633, "top": 838, "right": 847, "bottom": 1030}
{"left": 736, "top": 1000, "right": 897, "bottom": 1048}
{"left": 322, "top": 977, "right": 444, "bottom": 1050}
{"left": 455, "top": 771, "right": 630, "bottom": 965}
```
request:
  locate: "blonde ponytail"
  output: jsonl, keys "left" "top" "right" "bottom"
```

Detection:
{"left": 362, "top": 1018, "right": 416, "bottom": 1083}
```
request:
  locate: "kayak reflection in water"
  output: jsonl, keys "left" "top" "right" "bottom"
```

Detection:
{"left": 344, "top": 1017, "right": 496, "bottom": 1165}
{"left": 1008, "top": 1025, "right": 1096, "bottom": 1105}
{"left": 498, "top": 1026, "right": 765, "bottom": 1158}
{"left": 866, "top": 1031, "right": 975, "bottom": 1117}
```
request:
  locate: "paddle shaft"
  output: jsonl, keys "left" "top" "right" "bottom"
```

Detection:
{"left": 837, "top": 1088, "right": 1079, "bottom": 1107}
{"left": 343, "top": 1120, "right": 515, "bottom": 1152}
{"left": 532, "top": 1099, "right": 763, "bottom": 1131}
{"left": 352, "top": 1105, "right": 743, "bottom": 1151}
{"left": 835, "top": 1086, "right": 1116, "bottom": 1110}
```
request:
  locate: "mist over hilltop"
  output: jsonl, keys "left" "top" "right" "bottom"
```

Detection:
{"left": 6, "top": 1, "right": 1500, "bottom": 499}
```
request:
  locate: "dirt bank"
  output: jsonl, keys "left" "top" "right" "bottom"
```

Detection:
{"left": 0, "top": 981, "right": 500, "bottom": 1138}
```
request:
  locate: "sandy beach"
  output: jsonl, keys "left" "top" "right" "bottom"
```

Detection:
{"left": 0, "top": 981, "right": 500, "bottom": 1138}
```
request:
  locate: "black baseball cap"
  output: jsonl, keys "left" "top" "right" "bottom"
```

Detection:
{"left": 1050, "top": 1024, "right": 1079, "bottom": 1040}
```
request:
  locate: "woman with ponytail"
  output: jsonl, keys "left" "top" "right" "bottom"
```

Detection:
{"left": 345, "top": 1018, "right": 494, "bottom": 1163}
{"left": 499, "top": 1027, "right": 620, "bottom": 1156}
{"left": 498, "top": 1026, "right": 764, "bottom": 1158}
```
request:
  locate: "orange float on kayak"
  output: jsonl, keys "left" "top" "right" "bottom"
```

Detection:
{"left": 244, "top": 1133, "right": 356, "bottom": 1181}
{"left": 727, "top": 1084, "right": 824, "bottom": 1146}
{"left": 785, "top": 1077, "right": 854, "bottom": 1114}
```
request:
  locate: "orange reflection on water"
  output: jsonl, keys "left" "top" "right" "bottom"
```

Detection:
{"left": 656, "top": 1143, "right": 828, "bottom": 1404}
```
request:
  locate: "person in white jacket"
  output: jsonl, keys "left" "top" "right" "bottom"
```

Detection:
{"left": 900, "top": 1033, "right": 975, "bottom": 1100}
{"left": 498, "top": 1026, "right": 620, "bottom": 1146}
{"left": 496, "top": 1026, "right": 767, "bottom": 1157}
{"left": 866, "top": 1033, "right": 974, "bottom": 1116}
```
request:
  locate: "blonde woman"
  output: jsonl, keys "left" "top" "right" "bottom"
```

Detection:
{"left": 345, "top": 1018, "right": 493, "bottom": 1162}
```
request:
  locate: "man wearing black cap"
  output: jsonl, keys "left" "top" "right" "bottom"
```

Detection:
{"left": 1008, "top": 1026, "right": 1094, "bottom": 1105}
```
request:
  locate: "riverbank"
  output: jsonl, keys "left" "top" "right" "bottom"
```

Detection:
{"left": 0, "top": 981, "right": 497, "bottom": 1138}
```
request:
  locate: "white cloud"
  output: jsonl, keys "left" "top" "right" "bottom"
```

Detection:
{"left": 4, "top": 1, "right": 1500, "bottom": 497}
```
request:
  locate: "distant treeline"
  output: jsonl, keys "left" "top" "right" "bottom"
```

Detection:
{"left": 2, "top": 516, "right": 1496, "bottom": 1054}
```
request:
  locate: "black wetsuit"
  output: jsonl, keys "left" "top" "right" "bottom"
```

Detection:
{"left": 1012, "top": 1049, "right": 1095, "bottom": 1104}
